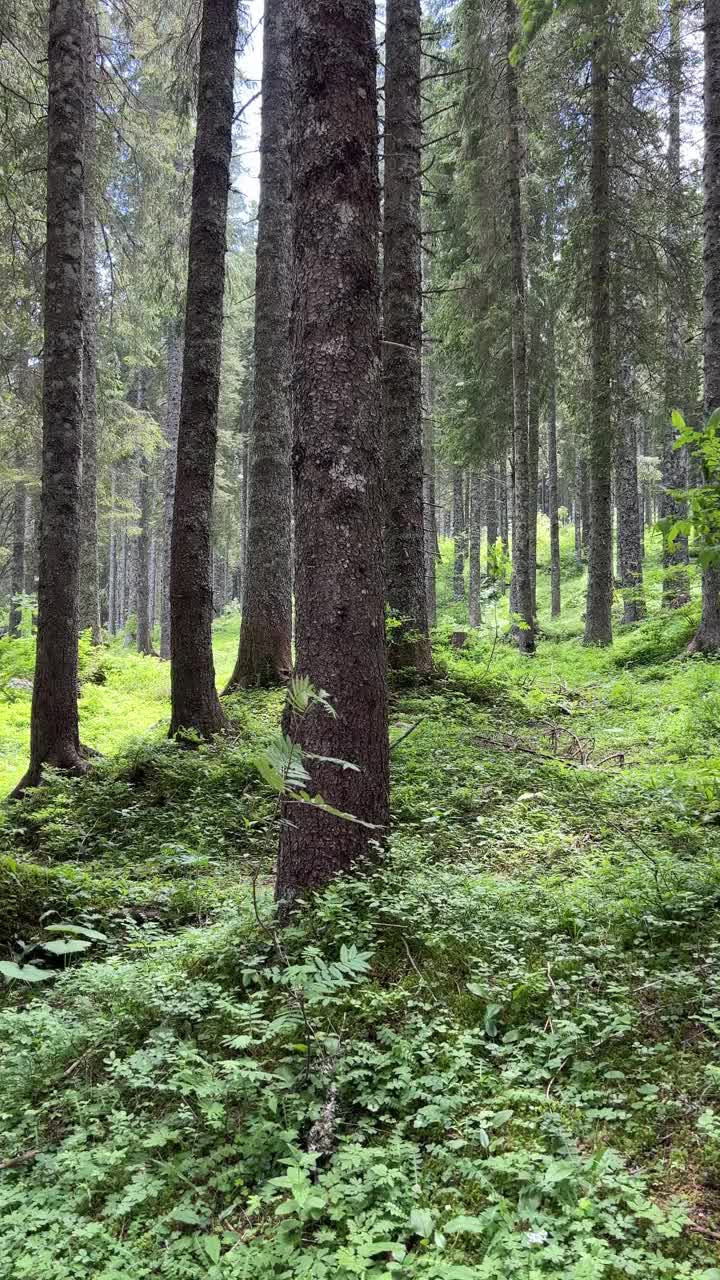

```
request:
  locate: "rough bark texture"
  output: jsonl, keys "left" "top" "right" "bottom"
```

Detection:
{"left": 422, "top": 351, "right": 437, "bottom": 627}
{"left": 159, "top": 327, "right": 183, "bottom": 660}
{"left": 78, "top": 6, "right": 101, "bottom": 643}
{"left": 227, "top": 0, "right": 293, "bottom": 690}
{"left": 505, "top": 0, "right": 533, "bottom": 652}
{"left": 690, "top": 0, "right": 720, "bottom": 653}
{"left": 584, "top": 0, "right": 613, "bottom": 645}
{"left": 383, "top": 0, "right": 430, "bottom": 673}
{"left": 547, "top": 348, "right": 561, "bottom": 618}
{"left": 468, "top": 470, "right": 483, "bottom": 627}
{"left": 485, "top": 467, "right": 498, "bottom": 581}
{"left": 452, "top": 465, "right": 466, "bottom": 600}
{"left": 15, "top": 0, "right": 86, "bottom": 793}
{"left": 275, "top": 0, "right": 389, "bottom": 914}
{"left": 660, "top": 0, "right": 690, "bottom": 608}
{"left": 169, "top": 0, "right": 236, "bottom": 737}
{"left": 136, "top": 375, "right": 153, "bottom": 656}
{"left": 108, "top": 466, "right": 116, "bottom": 634}
{"left": 615, "top": 371, "right": 645, "bottom": 625}
{"left": 9, "top": 446, "right": 26, "bottom": 638}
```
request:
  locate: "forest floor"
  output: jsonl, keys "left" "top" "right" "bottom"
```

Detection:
{"left": 1, "top": 525, "right": 720, "bottom": 1278}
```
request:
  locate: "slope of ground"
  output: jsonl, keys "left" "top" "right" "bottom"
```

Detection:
{"left": 0, "top": 526, "right": 719, "bottom": 1278}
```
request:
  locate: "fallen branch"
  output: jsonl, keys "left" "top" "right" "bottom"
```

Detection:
{"left": 0, "top": 1149, "right": 39, "bottom": 1171}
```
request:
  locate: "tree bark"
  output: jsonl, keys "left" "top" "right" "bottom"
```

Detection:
{"left": 383, "top": 0, "right": 430, "bottom": 672}
{"left": 452, "top": 465, "right": 466, "bottom": 600}
{"left": 547, "top": 336, "right": 561, "bottom": 618}
{"left": 485, "top": 466, "right": 498, "bottom": 581}
{"left": 136, "top": 378, "right": 154, "bottom": 656}
{"left": 660, "top": 0, "right": 690, "bottom": 608}
{"left": 78, "top": 6, "right": 101, "bottom": 643}
{"left": 159, "top": 326, "right": 183, "bottom": 660}
{"left": 9, "top": 445, "right": 26, "bottom": 638}
{"left": 14, "top": 0, "right": 86, "bottom": 795}
{"left": 690, "top": 0, "right": 720, "bottom": 653}
{"left": 422, "top": 353, "right": 437, "bottom": 627}
{"left": 615, "top": 368, "right": 645, "bottom": 625}
{"left": 226, "top": 0, "right": 293, "bottom": 691}
{"left": 169, "top": 0, "right": 236, "bottom": 737}
{"left": 505, "top": 0, "right": 533, "bottom": 652}
{"left": 584, "top": 0, "right": 613, "bottom": 645}
{"left": 276, "top": 0, "right": 389, "bottom": 915}
{"left": 468, "top": 470, "right": 482, "bottom": 627}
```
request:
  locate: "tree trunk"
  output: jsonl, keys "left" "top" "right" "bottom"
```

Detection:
{"left": 78, "top": 6, "right": 101, "bottom": 643}
{"left": 468, "top": 470, "right": 482, "bottom": 627}
{"left": 485, "top": 466, "right": 498, "bottom": 581}
{"left": 9, "top": 449, "right": 26, "bottom": 638}
{"left": 276, "top": 0, "right": 389, "bottom": 915}
{"left": 505, "top": 0, "right": 533, "bottom": 652}
{"left": 584, "top": 0, "right": 613, "bottom": 645}
{"left": 159, "top": 325, "right": 183, "bottom": 660}
{"left": 14, "top": 0, "right": 86, "bottom": 795}
{"left": 422, "top": 353, "right": 437, "bottom": 627}
{"left": 383, "top": 0, "right": 430, "bottom": 673}
{"left": 169, "top": 0, "right": 236, "bottom": 737}
{"left": 615, "top": 369, "right": 645, "bottom": 625}
{"left": 452, "top": 465, "right": 466, "bottom": 600}
{"left": 690, "top": 0, "right": 720, "bottom": 653}
{"left": 227, "top": 0, "right": 292, "bottom": 691}
{"left": 136, "top": 383, "right": 154, "bottom": 656}
{"left": 660, "top": 0, "right": 690, "bottom": 607}
{"left": 547, "top": 341, "right": 561, "bottom": 618}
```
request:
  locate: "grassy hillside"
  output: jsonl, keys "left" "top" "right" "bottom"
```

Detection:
{"left": 1, "top": 527, "right": 720, "bottom": 1278}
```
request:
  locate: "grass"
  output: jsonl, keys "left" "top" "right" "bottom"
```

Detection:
{"left": 1, "top": 527, "right": 720, "bottom": 1277}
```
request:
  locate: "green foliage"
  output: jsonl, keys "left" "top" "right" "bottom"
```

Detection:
{"left": 658, "top": 409, "right": 720, "bottom": 569}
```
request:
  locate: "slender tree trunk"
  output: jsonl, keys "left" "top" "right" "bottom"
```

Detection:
{"left": 276, "top": 0, "right": 389, "bottom": 914}
{"left": 107, "top": 470, "right": 116, "bottom": 635}
{"left": 452, "top": 466, "right": 466, "bottom": 600}
{"left": 240, "top": 434, "right": 250, "bottom": 594}
{"left": 14, "top": 0, "right": 86, "bottom": 795}
{"left": 227, "top": 0, "right": 292, "bottom": 690}
{"left": 528, "top": 375, "right": 539, "bottom": 619}
{"left": 383, "top": 0, "right": 430, "bottom": 672}
{"left": 661, "top": 0, "right": 690, "bottom": 607}
{"left": 547, "top": 337, "right": 561, "bottom": 618}
{"left": 136, "top": 399, "right": 154, "bottom": 656}
{"left": 468, "top": 470, "right": 482, "bottom": 626}
{"left": 9, "top": 448, "right": 26, "bottom": 638}
{"left": 169, "top": 0, "right": 236, "bottom": 737}
{"left": 615, "top": 369, "right": 645, "bottom": 624}
{"left": 78, "top": 6, "right": 101, "bottom": 643}
{"left": 690, "top": 0, "right": 720, "bottom": 652}
{"left": 485, "top": 466, "right": 498, "bottom": 581}
{"left": 24, "top": 491, "right": 38, "bottom": 599}
{"left": 422, "top": 354, "right": 437, "bottom": 627}
{"left": 584, "top": 0, "right": 613, "bottom": 645}
{"left": 505, "top": 0, "right": 533, "bottom": 652}
{"left": 159, "top": 326, "right": 183, "bottom": 660}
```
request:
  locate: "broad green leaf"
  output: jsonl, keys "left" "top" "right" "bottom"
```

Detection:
{"left": 43, "top": 939, "right": 92, "bottom": 956}
{"left": 409, "top": 1208, "right": 435, "bottom": 1237}
{"left": 44, "top": 924, "right": 108, "bottom": 941}
{"left": 0, "top": 960, "right": 54, "bottom": 983}
{"left": 444, "top": 1215, "right": 486, "bottom": 1235}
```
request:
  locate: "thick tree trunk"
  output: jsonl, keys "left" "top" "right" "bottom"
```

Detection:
{"left": 9, "top": 448, "right": 26, "bottom": 638}
{"left": 468, "top": 470, "right": 482, "bottom": 627}
{"left": 422, "top": 356, "right": 437, "bottom": 627}
{"left": 547, "top": 348, "right": 561, "bottom": 618}
{"left": 14, "top": 0, "right": 86, "bottom": 794}
{"left": 660, "top": 0, "right": 690, "bottom": 608}
{"left": 169, "top": 0, "right": 236, "bottom": 737}
{"left": 276, "top": 0, "right": 389, "bottom": 914}
{"left": 690, "top": 0, "right": 720, "bottom": 653}
{"left": 78, "top": 6, "right": 101, "bottom": 643}
{"left": 615, "top": 371, "right": 645, "bottom": 624}
{"left": 584, "top": 0, "right": 613, "bottom": 645}
{"left": 485, "top": 467, "right": 498, "bottom": 581}
{"left": 227, "top": 0, "right": 292, "bottom": 691}
{"left": 452, "top": 465, "right": 466, "bottom": 600}
{"left": 505, "top": 0, "right": 533, "bottom": 652}
{"left": 159, "top": 326, "right": 183, "bottom": 660}
{"left": 383, "top": 0, "right": 430, "bottom": 672}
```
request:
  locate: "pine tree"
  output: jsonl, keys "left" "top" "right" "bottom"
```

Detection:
{"left": 225, "top": 0, "right": 292, "bottom": 691}
{"left": 13, "top": 0, "right": 86, "bottom": 794}
{"left": 169, "top": 0, "right": 237, "bottom": 737}
{"left": 275, "top": 0, "right": 390, "bottom": 914}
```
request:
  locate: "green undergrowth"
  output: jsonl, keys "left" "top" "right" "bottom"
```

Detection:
{"left": 1, "top": 532, "right": 720, "bottom": 1275}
